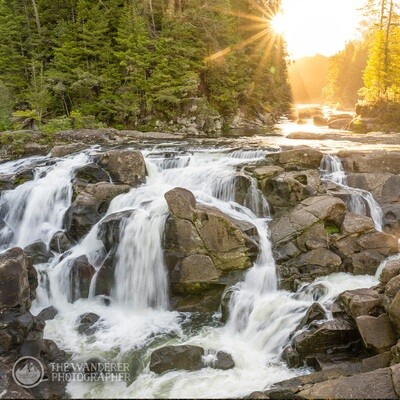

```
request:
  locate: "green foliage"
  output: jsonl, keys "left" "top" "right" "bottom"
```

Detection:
{"left": 324, "top": 40, "right": 369, "bottom": 108}
{"left": 325, "top": 224, "right": 340, "bottom": 234}
{"left": 70, "top": 111, "right": 105, "bottom": 129}
{"left": 41, "top": 116, "right": 72, "bottom": 133}
{"left": 0, "top": 80, "right": 13, "bottom": 131}
{"left": 0, "top": 0, "right": 290, "bottom": 131}
{"left": 0, "top": 131, "right": 32, "bottom": 154}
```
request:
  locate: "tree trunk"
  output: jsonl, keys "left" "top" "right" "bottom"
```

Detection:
{"left": 31, "top": 0, "right": 41, "bottom": 35}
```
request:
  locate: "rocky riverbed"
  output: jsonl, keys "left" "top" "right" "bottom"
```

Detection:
{"left": 1, "top": 126, "right": 400, "bottom": 398}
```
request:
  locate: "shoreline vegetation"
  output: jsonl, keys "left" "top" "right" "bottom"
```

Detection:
{"left": 0, "top": 0, "right": 290, "bottom": 136}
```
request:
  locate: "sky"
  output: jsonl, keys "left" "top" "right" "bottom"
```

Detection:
{"left": 279, "top": 0, "right": 365, "bottom": 59}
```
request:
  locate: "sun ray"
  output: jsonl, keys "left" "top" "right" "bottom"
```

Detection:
{"left": 208, "top": 7, "right": 266, "bottom": 23}
{"left": 205, "top": 28, "right": 269, "bottom": 62}
{"left": 240, "top": 22, "right": 271, "bottom": 33}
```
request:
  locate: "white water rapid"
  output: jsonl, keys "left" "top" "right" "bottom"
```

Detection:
{"left": 0, "top": 147, "right": 380, "bottom": 398}
{"left": 320, "top": 154, "right": 384, "bottom": 231}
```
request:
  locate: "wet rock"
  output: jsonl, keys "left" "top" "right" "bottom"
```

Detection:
{"left": 339, "top": 150, "right": 400, "bottom": 175}
{"left": 297, "top": 302, "right": 326, "bottom": 329}
{"left": 233, "top": 172, "right": 252, "bottom": 206}
{"left": 0, "top": 247, "right": 35, "bottom": 311}
{"left": 97, "top": 210, "right": 136, "bottom": 252}
{"left": 253, "top": 165, "right": 284, "bottom": 181}
{"left": 341, "top": 212, "right": 375, "bottom": 235}
{"left": 220, "top": 288, "right": 234, "bottom": 323}
{"left": 77, "top": 313, "right": 100, "bottom": 335}
{"left": 50, "top": 143, "right": 87, "bottom": 157}
{"left": 260, "top": 170, "right": 325, "bottom": 215}
{"left": 313, "top": 115, "right": 328, "bottom": 126}
{"left": 297, "top": 367, "right": 397, "bottom": 399}
{"left": 170, "top": 288, "right": 226, "bottom": 313}
{"left": 362, "top": 352, "right": 391, "bottom": 372}
{"left": 49, "top": 231, "right": 75, "bottom": 253}
{"left": 382, "top": 203, "right": 400, "bottom": 238}
{"left": 170, "top": 254, "right": 221, "bottom": 294}
{"left": 149, "top": 345, "right": 205, "bottom": 374}
{"left": 164, "top": 187, "right": 196, "bottom": 219}
{"left": 0, "top": 248, "right": 67, "bottom": 398}
{"left": 265, "top": 369, "right": 347, "bottom": 399}
{"left": 385, "top": 275, "right": 400, "bottom": 298}
{"left": 293, "top": 317, "right": 361, "bottom": 359}
{"left": 265, "top": 147, "right": 323, "bottom": 171}
{"left": 270, "top": 194, "right": 398, "bottom": 289}
{"left": 94, "top": 249, "right": 117, "bottom": 297}
{"left": 388, "top": 291, "right": 400, "bottom": 332}
{"left": 65, "top": 182, "right": 130, "bottom": 240}
{"left": 307, "top": 353, "right": 363, "bottom": 375}
{"left": 328, "top": 118, "right": 352, "bottom": 130}
{"left": 281, "top": 346, "right": 301, "bottom": 368}
{"left": 0, "top": 168, "right": 35, "bottom": 191}
{"left": 164, "top": 187, "right": 259, "bottom": 311}
{"left": 339, "top": 288, "right": 383, "bottom": 318}
{"left": 212, "top": 351, "right": 235, "bottom": 370}
{"left": 99, "top": 149, "right": 146, "bottom": 186}
{"left": 380, "top": 260, "right": 400, "bottom": 286}
{"left": 75, "top": 162, "right": 110, "bottom": 184}
{"left": 356, "top": 314, "right": 397, "bottom": 353}
{"left": 24, "top": 240, "right": 54, "bottom": 264}
{"left": 68, "top": 255, "right": 95, "bottom": 301}
{"left": 37, "top": 306, "right": 58, "bottom": 321}
{"left": 53, "top": 129, "right": 116, "bottom": 144}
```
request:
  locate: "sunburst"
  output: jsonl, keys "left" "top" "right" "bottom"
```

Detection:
{"left": 204, "top": 0, "right": 285, "bottom": 70}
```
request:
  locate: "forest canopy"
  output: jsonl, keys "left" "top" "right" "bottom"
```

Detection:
{"left": 0, "top": 0, "right": 291, "bottom": 133}
{"left": 324, "top": 0, "right": 400, "bottom": 125}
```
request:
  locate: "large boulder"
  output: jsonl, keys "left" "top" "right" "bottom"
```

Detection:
{"left": 24, "top": 240, "right": 54, "bottom": 264}
{"left": 0, "top": 248, "right": 67, "bottom": 398}
{"left": 356, "top": 314, "right": 397, "bottom": 354}
{"left": 65, "top": 182, "right": 130, "bottom": 240}
{"left": 258, "top": 169, "right": 325, "bottom": 215}
{"left": 270, "top": 195, "right": 399, "bottom": 289}
{"left": 293, "top": 317, "right": 361, "bottom": 360}
{"left": 94, "top": 210, "right": 137, "bottom": 296}
{"left": 97, "top": 210, "right": 136, "bottom": 252}
{"left": 164, "top": 188, "right": 259, "bottom": 311}
{"left": 339, "top": 288, "right": 383, "bottom": 319}
{"left": 0, "top": 247, "right": 36, "bottom": 311}
{"left": 50, "top": 143, "right": 87, "bottom": 157}
{"left": 149, "top": 345, "right": 205, "bottom": 374}
{"left": 99, "top": 150, "right": 146, "bottom": 186}
{"left": 296, "top": 367, "right": 397, "bottom": 399}
{"left": 265, "top": 147, "right": 324, "bottom": 171}
{"left": 388, "top": 291, "right": 400, "bottom": 332}
{"left": 328, "top": 118, "right": 352, "bottom": 130}
{"left": 74, "top": 163, "right": 110, "bottom": 184}
{"left": 49, "top": 231, "right": 75, "bottom": 253}
{"left": 339, "top": 150, "right": 400, "bottom": 175}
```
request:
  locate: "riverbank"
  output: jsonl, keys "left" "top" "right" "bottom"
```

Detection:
{"left": 2, "top": 120, "right": 400, "bottom": 164}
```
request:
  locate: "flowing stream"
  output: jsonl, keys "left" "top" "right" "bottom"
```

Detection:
{"left": 320, "top": 154, "right": 384, "bottom": 231}
{"left": 0, "top": 147, "right": 380, "bottom": 398}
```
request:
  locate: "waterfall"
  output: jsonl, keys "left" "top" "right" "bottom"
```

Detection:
{"left": 1, "top": 147, "right": 382, "bottom": 398}
{"left": 0, "top": 153, "right": 90, "bottom": 249}
{"left": 320, "top": 154, "right": 383, "bottom": 231}
{"left": 111, "top": 207, "right": 169, "bottom": 310}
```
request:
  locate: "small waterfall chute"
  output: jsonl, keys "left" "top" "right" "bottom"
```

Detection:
{"left": 320, "top": 154, "right": 383, "bottom": 231}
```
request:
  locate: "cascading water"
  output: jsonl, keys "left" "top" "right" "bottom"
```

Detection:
{"left": 0, "top": 153, "right": 90, "bottom": 250}
{"left": 0, "top": 147, "right": 381, "bottom": 398}
{"left": 320, "top": 154, "right": 383, "bottom": 231}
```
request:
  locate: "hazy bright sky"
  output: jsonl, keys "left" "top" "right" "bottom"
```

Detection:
{"left": 279, "top": 0, "right": 365, "bottom": 58}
